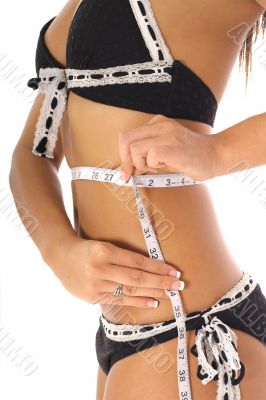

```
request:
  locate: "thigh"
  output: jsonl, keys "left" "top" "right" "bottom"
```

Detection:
{"left": 103, "top": 330, "right": 217, "bottom": 400}
{"left": 102, "top": 329, "right": 266, "bottom": 400}
{"left": 235, "top": 328, "right": 266, "bottom": 399}
{"left": 96, "top": 365, "right": 107, "bottom": 400}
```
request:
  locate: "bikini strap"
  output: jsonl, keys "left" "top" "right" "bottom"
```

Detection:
{"left": 27, "top": 67, "right": 67, "bottom": 159}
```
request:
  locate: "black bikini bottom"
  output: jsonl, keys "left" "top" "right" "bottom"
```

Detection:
{"left": 95, "top": 272, "right": 266, "bottom": 389}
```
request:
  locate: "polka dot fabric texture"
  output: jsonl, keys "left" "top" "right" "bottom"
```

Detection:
{"left": 27, "top": 0, "right": 218, "bottom": 158}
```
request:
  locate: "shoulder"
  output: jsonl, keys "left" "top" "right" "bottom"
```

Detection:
{"left": 43, "top": 0, "right": 82, "bottom": 67}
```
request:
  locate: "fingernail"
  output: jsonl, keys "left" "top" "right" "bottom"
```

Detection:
{"left": 171, "top": 280, "right": 185, "bottom": 290}
{"left": 147, "top": 300, "right": 159, "bottom": 308}
{"left": 168, "top": 269, "right": 181, "bottom": 278}
{"left": 120, "top": 171, "right": 127, "bottom": 181}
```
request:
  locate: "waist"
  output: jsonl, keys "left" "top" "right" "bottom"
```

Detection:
{"left": 99, "top": 271, "right": 257, "bottom": 339}
{"left": 99, "top": 269, "right": 243, "bottom": 325}
{"left": 71, "top": 167, "right": 243, "bottom": 324}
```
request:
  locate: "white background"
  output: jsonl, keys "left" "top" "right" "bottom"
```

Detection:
{"left": 0, "top": 2, "right": 266, "bottom": 399}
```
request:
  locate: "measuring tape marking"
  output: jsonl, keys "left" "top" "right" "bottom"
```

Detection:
{"left": 71, "top": 166, "right": 202, "bottom": 399}
{"left": 71, "top": 166, "right": 201, "bottom": 188}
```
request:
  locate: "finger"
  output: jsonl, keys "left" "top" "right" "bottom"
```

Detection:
{"left": 119, "top": 165, "right": 136, "bottom": 181}
{"left": 117, "top": 166, "right": 146, "bottom": 181}
{"left": 116, "top": 165, "right": 134, "bottom": 180}
{"left": 105, "top": 245, "right": 181, "bottom": 277}
{"left": 130, "top": 137, "right": 172, "bottom": 172}
{"left": 99, "top": 263, "right": 184, "bottom": 290}
{"left": 101, "top": 280, "right": 169, "bottom": 299}
{"left": 118, "top": 126, "right": 159, "bottom": 175}
{"left": 98, "top": 292, "right": 161, "bottom": 308}
{"left": 146, "top": 144, "right": 179, "bottom": 170}
{"left": 132, "top": 166, "right": 145, "bottom": 176}
{"left": 118, "top": 166, "right": 159, "bottom": 181}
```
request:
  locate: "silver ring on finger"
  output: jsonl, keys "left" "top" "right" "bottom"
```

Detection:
{"left": 112, "top": 283, "right": 124, "bottom": 296}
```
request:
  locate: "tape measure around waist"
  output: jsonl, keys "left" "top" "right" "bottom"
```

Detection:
{"left": 71, "top": 166, "right": 201, "bottom": 188}
{"left": 71, "top": 166, "right": 204, "bottom": 399}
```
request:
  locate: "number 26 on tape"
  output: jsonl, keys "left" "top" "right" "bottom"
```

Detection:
{"left": 92, "top": 171, "right": 99, "bottom": 179}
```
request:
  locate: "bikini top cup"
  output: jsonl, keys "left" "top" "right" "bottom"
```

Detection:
{"left": 27, "top": 0, "right": 218, "bottom": 159}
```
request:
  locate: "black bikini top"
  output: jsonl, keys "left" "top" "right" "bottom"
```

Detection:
{"left": 27, "top": 0, "right": 218, "bottom": 159}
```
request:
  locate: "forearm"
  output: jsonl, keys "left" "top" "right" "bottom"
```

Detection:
{"left": 9, "top": 146, "right": 77, "bottom": 266}
{"left": 213, "top": 112, "right": 266, "bottom": 177}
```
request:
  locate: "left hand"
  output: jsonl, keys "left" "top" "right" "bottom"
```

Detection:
{"left": 118, "top": 114, "right": 218, "bottom": 182}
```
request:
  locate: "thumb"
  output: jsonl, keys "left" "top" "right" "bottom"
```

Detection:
{"left": 118, "top": 165, "right": 134, "bottom": 181}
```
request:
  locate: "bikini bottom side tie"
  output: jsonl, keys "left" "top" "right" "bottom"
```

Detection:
{"left": 95, "top": 271, "right": 266, "bottom": 399}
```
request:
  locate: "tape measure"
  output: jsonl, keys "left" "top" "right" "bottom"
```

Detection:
{"left": 71, "top": 166, "right": 200, "bottom": 187}
{"left": 71, "top": 166, "right": 203, "bottom": 399}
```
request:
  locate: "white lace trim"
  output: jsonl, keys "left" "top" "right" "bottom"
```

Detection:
{"left": 36, "top": 67, "right": 65, "bottom": 91}
{"left": 196, "top": 316, "right": 242, "bottom": 400}
{"left": 30, "top": 0, "right": 178, "bottom": 159}
{"left": 32, "top": 68, "right": 67, "bottom": 159}
{"left": 100, "top": 272, "right": 255, "bottom": 400}
{"left": 100, "top": 272, "right": 255, "bottom": 341}
{"left": 200, "top": 271, "right": 257, "bottom": 318}
{"left": 128, "top": 0, "right": 173, "bottom": 63}
{"left": 31, "top": 59, "right": 173, "bottom": 158}
{"left": 66, "top": 60, "right": 172, "bottom": 87}
{"left": 100, "top": 316, "right": 177, "bottom": 341}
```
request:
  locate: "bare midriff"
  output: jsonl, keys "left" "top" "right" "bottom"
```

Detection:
{"left": 59, "top": 0, "right": 264, "bottom": 324}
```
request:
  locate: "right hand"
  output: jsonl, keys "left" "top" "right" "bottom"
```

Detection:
{"left": 47, "top": 236, "right": 184, "bottom": 308}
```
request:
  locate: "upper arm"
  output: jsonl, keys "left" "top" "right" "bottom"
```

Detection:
{"left": 14, "top": 92, "right": 64, "bottom": 170}
{"left": 14, "top": 0, "right": 82, "bottom": 169}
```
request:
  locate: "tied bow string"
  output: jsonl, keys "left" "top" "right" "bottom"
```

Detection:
{"left": 190, "top": 315, "right": 245, "bottom": 400}
{"left": 30, "top": 68, "right": 68, "bottom": 159}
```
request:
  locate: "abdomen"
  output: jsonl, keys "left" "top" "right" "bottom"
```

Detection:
{"left": 63, "top": 91, "right": 243, "bottom": 324}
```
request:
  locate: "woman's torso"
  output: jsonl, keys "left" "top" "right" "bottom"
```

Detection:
{"left": 54, "top": 0, "right": 263, "bottom": 323}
